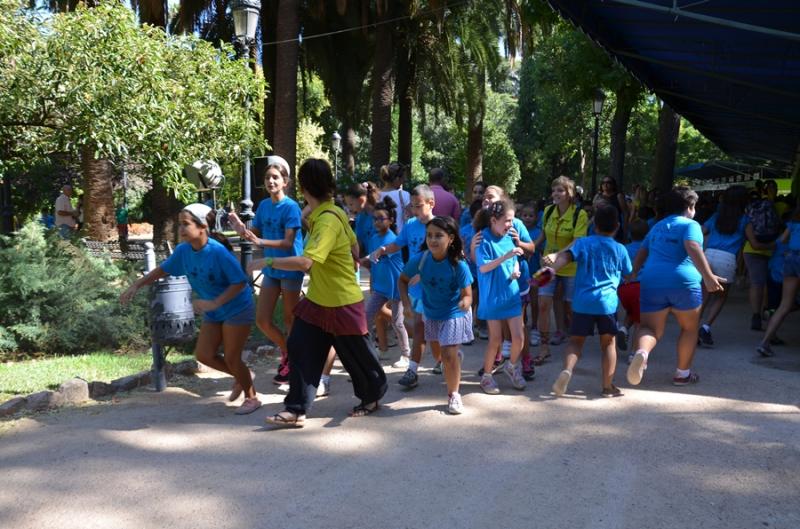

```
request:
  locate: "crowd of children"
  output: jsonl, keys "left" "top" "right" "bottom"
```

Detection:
{"left": 121, "top": 158, "right": 799, "bottom": 424}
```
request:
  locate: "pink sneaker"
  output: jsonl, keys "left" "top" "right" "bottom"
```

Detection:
{"left": 234, "top": 397, "right": 262, "bottom": 415}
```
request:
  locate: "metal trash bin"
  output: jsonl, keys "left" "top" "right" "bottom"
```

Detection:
{"left": 149, "top": 275, "right": 196, "bottom": 345}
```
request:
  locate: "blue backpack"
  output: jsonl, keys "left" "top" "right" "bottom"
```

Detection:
{"left": 746, "top": 200, "right": 781, "bottom": 243}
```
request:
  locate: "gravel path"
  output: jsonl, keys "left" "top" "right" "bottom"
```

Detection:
{"left": 1, "top": 291, "right": 798, "bottom": 529}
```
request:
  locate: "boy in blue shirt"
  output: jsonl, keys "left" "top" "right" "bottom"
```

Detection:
{"left": 537, "top": 205, "right": 632, "bottom": 397}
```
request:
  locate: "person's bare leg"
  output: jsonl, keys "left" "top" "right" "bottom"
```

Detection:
{"left": 749, "top": 284, "right": 764, "bottom": 316}
{"left": 255, "top": 286, "right": 286, "bottom": 350}
{"left": 704, "top": 286, "right": 729, "bottom": 326}
{"left": 562, "top": 335, "right": 584, "bottom": 373}
{"left": 441, "top": 345, "right": 461, "bottom": 395}
{"left": 194, "top": 322, "right": 231, "bottom": 375}
{"left": 376, "top": 311, "right": 389, "bottom": 352}
{"left": 633, "top": 309, "right": 669, "bottom": 355}
{"left": 222, "top": 323, "right": 256, "bottom": 398}
{"left": 536, "top": 296, "right": 553, "bottom": 360}
{"left": 672, "top": 307, "right": 701, "bottom": 371}
{"left": 508, "top": 315, "right": 524, "bottom": 364}
{"left": 411, "top": 313, "right": 426, "bottom": 364}
{"left": 321, "top": 346, "right": 336, "bottom": 376}
{"left": 761, "top": 277, "right": 800, "bottom": 344}
{"left": 599, "top": 334, "right": 616, "bottom": 389}
{"left": 483, "top": 320, "right": 503, "bottom": 374}
{"left": 553, "top": 284, "right": 566, "bottom": 335}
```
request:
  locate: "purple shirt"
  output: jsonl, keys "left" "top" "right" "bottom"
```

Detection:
{"left": 430, "top": 184, "right": 461, "bottom": 220}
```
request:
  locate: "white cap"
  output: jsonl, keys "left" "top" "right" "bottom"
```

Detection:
{"left": 182, "top": 203, "right": 212, "bottom": 226}
{"left": 266, "top": 155, "right": 291, "bottom": 178}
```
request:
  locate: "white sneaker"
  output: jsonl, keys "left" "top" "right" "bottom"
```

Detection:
{"left": 392, "top": 355, "right": 410, "bottom": 368}
{"left": 447, "top": 393, "right": 464, "bottom": 415}
{"left": 552, "top": 369, "right": 572, "bottom": 397}
{"left": 316, "top": 378, "right": 330, "bottom": 397}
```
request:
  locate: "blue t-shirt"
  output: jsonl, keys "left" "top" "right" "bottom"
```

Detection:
{"left": 395, "top": 217, "right": 428, "bottom": 260}
{"left": 703, "top": 213, "right": 747, "bottom": 255}
{"left": 512, "top": 217, "right": 532, "bottom": 245}
{"left": 460, "top": 208, "right": 473, "bottom": 228}
{"left": 354, "top": 211, "right": 375, "bottom": 251}
{"left": 403, "top": 252, "right": 472, "bottom": 321}
{"left": 517, "top": 256, "right": 531, "bottom": 295}
{"left": 476, "top": 228, "right": 521, "bottom": 320}
{"left": 788, "top": 221, "right": 800, "bottom": 251}
{"left": 569, "top": 235, "right": 632, "bottom": 315}
{"left": 639, "top": 215, "right": 703, "bottom": 289}
{"left": 526, "top": 225, "right": 543, "bottom": 270}
{"left": 459, "top": 223, "right": 477, "bottom": 278}
{"left": 253, "top": 196, "right": 304, "bottom": 280}
{"left": 367, "top": 230, "right": 403, "bottom": 300}
{"left": 160, "top": 238, "right": 253, "bottom": 322}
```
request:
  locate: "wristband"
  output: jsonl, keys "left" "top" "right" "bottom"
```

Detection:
{"left": 264, "top": 257, "right": 274, "bottom": 268}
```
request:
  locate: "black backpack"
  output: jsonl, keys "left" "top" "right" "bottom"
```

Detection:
{"left": 746, "top": 200, "right": 781, "bottom": 243}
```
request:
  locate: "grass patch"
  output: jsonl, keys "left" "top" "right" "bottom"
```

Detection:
{"left": 0, "top": 351, "right": 194, "bottom": 402}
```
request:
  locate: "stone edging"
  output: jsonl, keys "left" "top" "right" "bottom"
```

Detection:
{"left": 0, "top": 345, "right": 277, "bottom": 419}
{"left": 0, "top": 359, "right": 202, "bottom": 418}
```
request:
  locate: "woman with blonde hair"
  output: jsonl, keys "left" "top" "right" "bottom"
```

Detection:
{"left": 533, "top": 176, "right": 589, "bottom": 365}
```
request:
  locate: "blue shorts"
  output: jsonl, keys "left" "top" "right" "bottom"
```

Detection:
{"left": 640, "top": 287, "right": 702, "bottom": 313}
{"left": 261, "top": 275, "right": 303, "bottom": 292}
{"left": 537, "top": 274, "right": 575, "bottom": 302}
{"left": 570, "top": 312, "right": 617, "bottom": 337}
{"left": 204, "top": 303, "right": 256, "bottom": 325}
{"left": 784, "top": 251, "right": 800, "bottom": 278}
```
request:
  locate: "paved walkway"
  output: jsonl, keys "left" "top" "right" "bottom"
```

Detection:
{"left": 1, "top": 290, "right": 798, "bottom": 529}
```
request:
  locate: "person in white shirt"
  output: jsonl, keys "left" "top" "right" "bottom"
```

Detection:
{"left": 54, "top": 185, "right": 78, "bottom": 238}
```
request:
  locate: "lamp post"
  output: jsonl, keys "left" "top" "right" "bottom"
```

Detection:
{"left": 591, "top": 88, "right": 606, "bottom": 199}
{"left": 231, "top": 0, "right": 260, "bottom": 272}
{"left": 331, "top": 131, "right": 341, "bottom": 181}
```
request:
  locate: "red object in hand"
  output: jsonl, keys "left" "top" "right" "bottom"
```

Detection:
{"left": 532, "top": 267, "right": 554, "bottom": 288}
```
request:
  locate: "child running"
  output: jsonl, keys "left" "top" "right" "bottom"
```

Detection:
{"left": 239, "top": 155, "right": 304, "bottom": 387}
{"left": 120, "top": 204, "right": 260, "bottom": 414}
{"left": 474, "top": 199, "right": 527, "bottom": 394}
{"left": 371, "top": 184, "right": 441, "bottom": 386}
{"left": 542, "top": 205, "right": 632, "bottom": 397}
{"left": 399, "top": 216, "right": 473, "bottom": 414}
{"left": 362, "top": 196, "right": 411, "bottom": 359}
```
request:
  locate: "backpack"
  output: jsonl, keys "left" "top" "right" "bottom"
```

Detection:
{"left": 543, "top": 204, "right": 582, "bottom": 231}
{"left": 746, "top": 200, "right": 781, "bottom": 243}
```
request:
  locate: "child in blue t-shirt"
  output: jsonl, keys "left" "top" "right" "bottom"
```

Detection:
{"left": 362, "top": 196, "right": 411, "bottom": 360}
{"left": 372, "top": 184, "right": 440, "bottom": 383}
{"left": 344, "top": 182, "right": 380, "bottom": 254}
{"left": 399, "top": 216, "right": 473, "bottom": 414}
{"left": 237, "top": 156, "right": 304, "bottom": 385}
{"left": 538, "top": 205, "right": 632, "bottom": 397}
{"left": 459, "top": 199, "right": 484, "bottom": 344}
{"left": 121, "top": 204, "right": 260, "bottom": 415}
{"left": 474, "top": 199, "right": 528, "bottom": 395}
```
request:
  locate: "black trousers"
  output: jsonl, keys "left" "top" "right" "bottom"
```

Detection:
{"left": 284, "top": 316, "right": 388, "bottom": 414}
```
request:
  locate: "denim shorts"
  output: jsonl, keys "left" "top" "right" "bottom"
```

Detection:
{"left": 784, "top": 251, "right": 800, "bottom": 278}
{"left": 537, "top": 274, "right": 575, "bottom": 302}
{"left": 261, "top": 275, "right": 304, "bottom": 292}
{"left": 203, "top": 303, "right": 256, "bottom": 325}
{"left": 640, "top": 287, "right": 702, "bottom": 313}
{"left": 570, "top": 312, "right": 617, "bottom": 337}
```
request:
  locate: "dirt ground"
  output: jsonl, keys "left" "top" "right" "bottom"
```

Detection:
{"left": 1, "top": 290, "right": 798, "bottom": 529}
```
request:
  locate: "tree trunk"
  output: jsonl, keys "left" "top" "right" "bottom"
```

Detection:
{"left": 342, "top": 124, "right": 357, "bottom": 175}
{"left": 465, "top": 113, "right": 484, "bottom": 203}
{"left": 273, "top": 0, "right": 299, "bottom": 180}
{"left": 652, "top": 103, "right": 681, "bottom": 193}
{"left": 369, "top": 12, "right": 395, "bottom": 172}
{"left": 396, "top": 36, "right": 416, "bottom": 168}
{"left": 609, "top": 83, "right": 640, "bottom": 193}
{"left": 261, "top": 0, "right": 278, "bottom": 150}
{"left": 150, "top": 177, "right": 182, "bottom": 246}
{"left": 81, "top": 144, "right": 116, "bottom": 241}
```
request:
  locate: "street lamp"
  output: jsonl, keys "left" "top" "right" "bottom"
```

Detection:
{"left": 231, "top": 0, "right": 260, "bottom": 272}
{"left": 331, "top": 131, "right": 341, "bottom": 180}
{"left": 591, "top": 88, "right": 606, "bottom": 199}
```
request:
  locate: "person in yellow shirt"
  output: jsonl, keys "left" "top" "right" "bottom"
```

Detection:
{"left": 533, "top": 176, "right": 589, "bottom": 365}
{"left": 250, "top": 159, "right": 387, "bottom": 428}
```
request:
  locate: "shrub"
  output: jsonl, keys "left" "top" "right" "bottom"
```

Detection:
{"left": 0, "top": 222, "right": 150, "bottom": 355}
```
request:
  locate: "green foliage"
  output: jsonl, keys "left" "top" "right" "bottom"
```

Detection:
{"left": 0, "top": 222, "right": 150, "bottom": 354}
{"left": 296, "top": 117, "right": 330, "bottom": 168}
{"left": 0, "top": 0, "right": 266, "bottom": 202}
